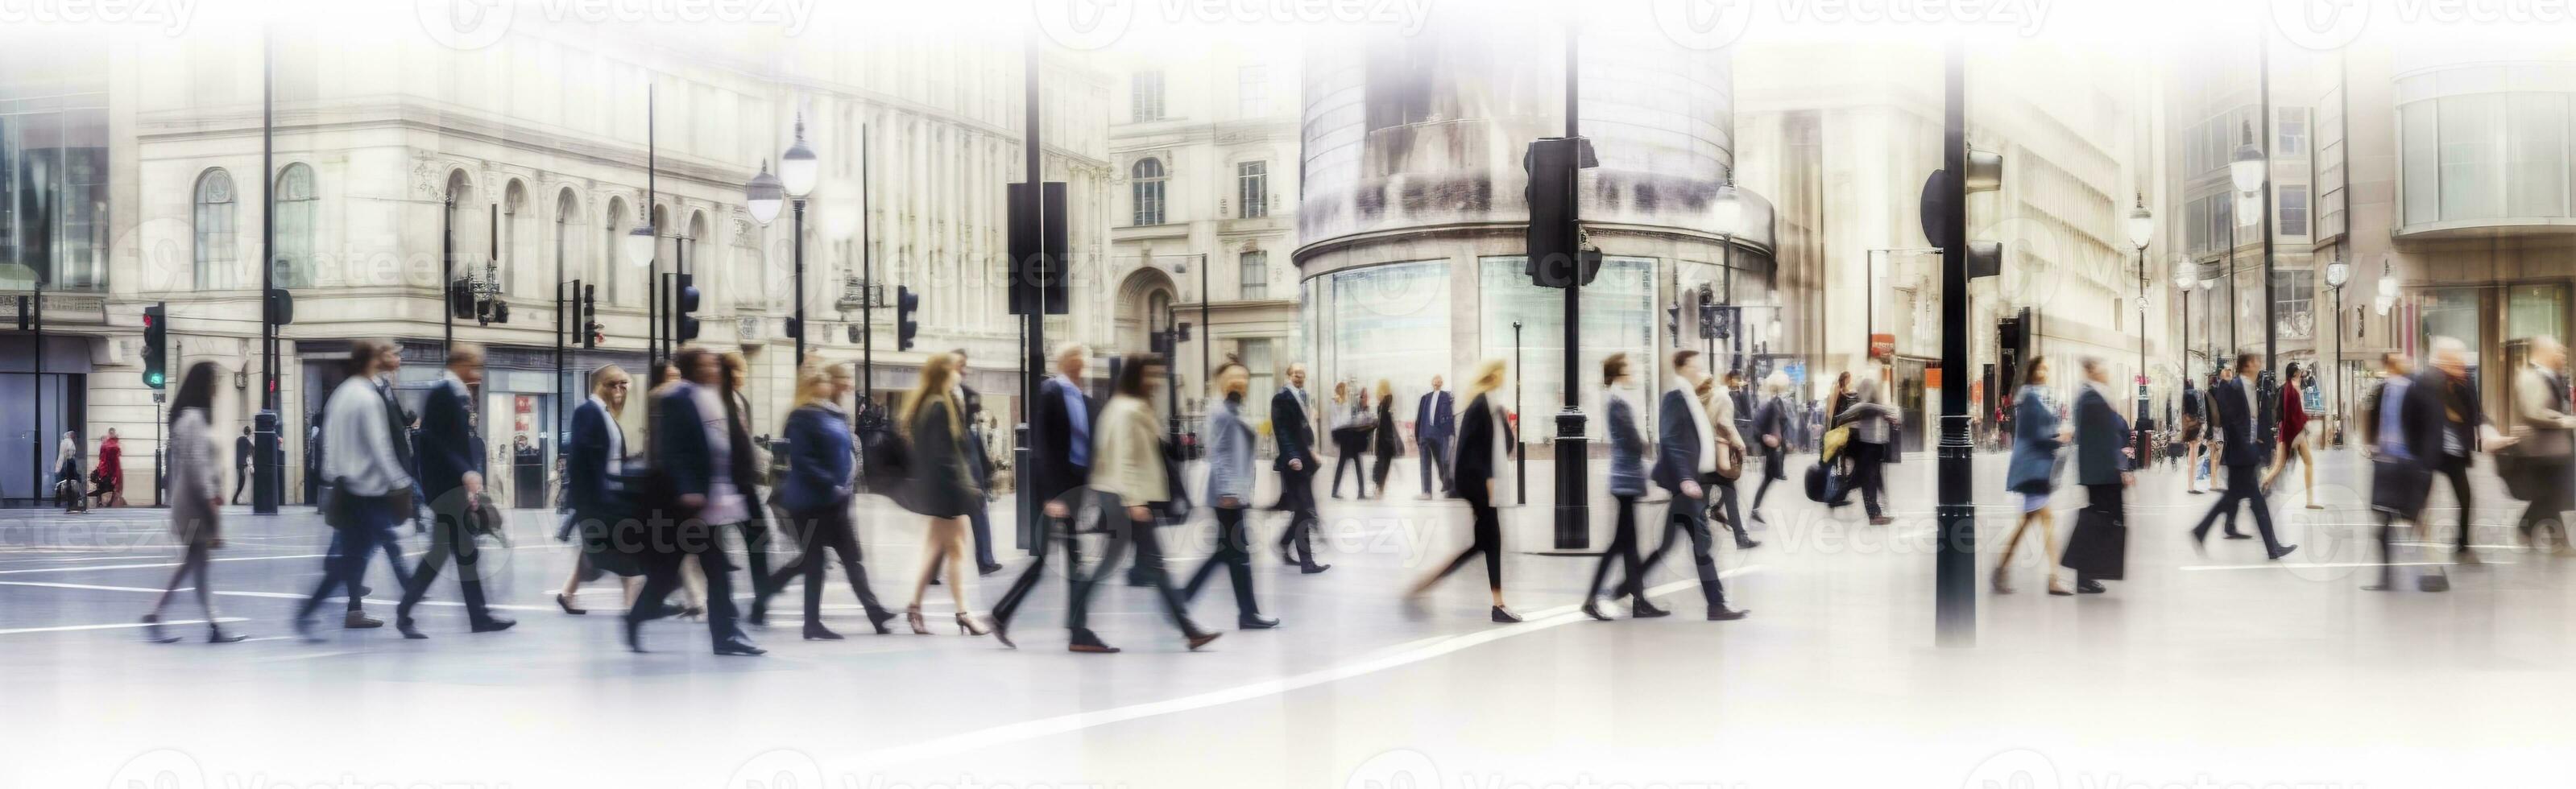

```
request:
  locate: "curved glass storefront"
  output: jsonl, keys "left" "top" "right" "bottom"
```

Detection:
{"left": 2396, "top": 61, "right": 2576, "bottom": 237}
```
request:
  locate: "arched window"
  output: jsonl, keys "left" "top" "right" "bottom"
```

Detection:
{"left": 193, "top": 169, "right": 237, "bottom": 290}
{"left": 1130, "top": 158, "right": 1166, "bottom": 226}
{"left": 273, "top": 164, "right": 316, "bottom": 287}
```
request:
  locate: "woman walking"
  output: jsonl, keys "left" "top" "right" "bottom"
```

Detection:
{"left": 899, "top": 352, "right": 992, "bottom": 638}
{"left": 1748, "top": 371, "right": 1794, "bottom": 524}
{"left": 1583, "top": 353, "right": 1667, "bottom": 620}
{"left": 1699, "top": 375, "right": 1758, "bottom": 549}
{"left": 2260, "top": 362, "right": 2321, "bottom": 509}
{"left": 1409, "top": 358, "right": 1521, "bottom": 623}
{"left": 1369, "top": 379, "right": 1401, "bottom": 498}
{"left": 1997, "top": 357, "right": 2074, "bottom": 596}
{"left": 766, "top": 362, "right": 898, "bottom": 638}
{"left": 719, "top": 352, "right": 780, "bottom": 624}
{"left": 141, "top": 361, "right": 246, "bottom": 644}
{"left": 1329, "top": 382, "right": 1373, "bottom": 498}
{"left": 1833, "top": 376, "right": 1902, "bottom": 524}
{"left": 56, "top": 431, "right": 83, "bottom": 513}
{"left": 95, "top": 428, "right": 126, "bottom": 507}
{"left": 1070, "top": 353, "right": 1221, "bottom": 652}
{"left": 556, "top": 364, "right": 644, "bottom": 615}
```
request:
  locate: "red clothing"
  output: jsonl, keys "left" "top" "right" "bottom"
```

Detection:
{"left": 97, "top": 437, "right": 122, "bottom": 490}
{"left": 2279, "top": 384, "right": 2308, "bottom": 444}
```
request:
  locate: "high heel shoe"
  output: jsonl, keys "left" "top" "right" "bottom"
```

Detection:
{"left": 955, "top": 613, "right": 990, "bottom": 637}
{"left": 555, "top": 593, "right": 586, "bottom": 615}
{"left": 906, "top": 606, "right": 929, "bottom": 635}
{"left": 141, "top": 614, "right": 179, "bottom": 644}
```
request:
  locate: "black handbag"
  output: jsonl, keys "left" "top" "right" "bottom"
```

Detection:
{"left": 2060, "top": 504, "right": 2127, "bottom": 580}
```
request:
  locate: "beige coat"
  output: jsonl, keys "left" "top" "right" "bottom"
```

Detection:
{"left": 1090, "top": 394, "right": 1168, "bottom": 508}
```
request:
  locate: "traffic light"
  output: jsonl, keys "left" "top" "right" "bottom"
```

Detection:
{"left": 1664, "top": 304, "right": 1682, "bottom": 347}
{"left": 264, "top": 287, "right": 294, "bottom": 326}
{"left": 674, "top": 273, "right": 701, "bottom": 341}
{"left": 846, "top": 324, "right": 861, "bottom": 344}
{"left": 449, "top": 278, "right": 476, "bottom": 320}
{"left": 1522, "top": 136, "right": 1600, "bottom": 288}
{"left": 1008, "top": 181, "right": 1071, "bottom": 316}
{"left": 580, "top": 283, "right": 601, "bottom": 349}
{"left": 896, "top": 286, "right": 921, "bottom": 351}
{"left": 783, "top": 316, "right": 803, "bottom": 341}
{"left": 140, "top": 302, "right": 168, "bottom": 389}
{"left": 1920, "top": 147, "right": 2006, "bottom": 279}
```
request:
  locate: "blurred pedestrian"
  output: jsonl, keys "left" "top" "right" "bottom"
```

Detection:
{"left": 1998, "top": 357, "right": 2073, "bottom": 596}
{"left": 2260, "top": 362, "right": 2320, "bottom": 508}
{"left": 1270, "top": 363, "right": 1328, "bottom": 572}
{"left": 1748, "top": 371, "right": 1794, "bottom": 524}
{"left": 626, "top": 345, "right": 764, "bottom": 656}
{"left": 2511, "top": 337, "right": 2576, "bottom": 554}
{"left": 95, "top": 428, "right": 126, "bottom": 507}
{"left": 992, "top": 343, "right": 1093, "bottom": 648}
{"left": 951, "top": 349, "right": 1004, "bottom": 576}
{"left": 1415, "top": 374, "right": 1456, "bottom": 498}
{"left": 1634, "top": 350, "right": 1748, "bottom": 622}
{"left": 2424, "top": 337, "right": 2503, "bottom": 563}
{"left": 56, "top": 430, "right": 82, "bottom": 513}
{"left": 719, "top": 352, "right": 780, "bottom": 625}
{"left": 764, "top": 362, "right": 897, "bottom": 638}
{"left": 143, "top": 361, "right": 246, "bottom": 643}
{"left": 1410, "top": 357, "right": 1525, "bottom": 622}
{"left": 1182, "top": 361, "right": 1278, "bottom": 629}
{"left": 897, "top": 352, "right": 992, "bottom": 639}
{"left": 2189, "top": 353, "right": 2297, "bottom": 560}
{"left": 1369, "top": 379, "right": 1400, "bottom": 497}
{"left": 2181, "top": 378, "right": 2208, "bottom": 495}
{"left": 294, "top": 340, "right": 417, "bottom": 638}
{"left": 1329, "top": 381, "right": 1371, "bottom": 499}
{"left": 2064, "top": 357, "right": 2131, "bottom": 595}
{"left": 233, "top": 427, "right": 254, "bottom": 506}
{"left": 1583, "top": 353, "right": 1669, "bottom": 621}
{"left": 1833, "top": 374, "right": 1901, "bottom": 525}
{"left": 1068, "top": 353, "right": 1220, "bottom": 652}
{"left": 2361, "top": 353, "right": 2440, "bottom": 591}
{"left": 395, "top": 342, "right": 513, "bottom": 638}
{"left": 556, "top": 364, "right": 641, "bottom": 615}
{"left": 1693, "top": 374, "right": 1757, "bottom": 548}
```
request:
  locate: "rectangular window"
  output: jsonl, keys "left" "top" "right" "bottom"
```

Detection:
{"left": 1237, "top": 161, "right": 1268, "bottom": 218}
{"left": 2277, "top": 107, "right": 2309, "bottom": 156}
{"left": 1476, "top": 256, "right": 1655, "bottom": 440}
{"left": 2278, "top": 185, "right": 2310, "bottom": 236}
{"left": 1131, "top": 71, "right": 1165, "bottom": 122}
{"left": 2439, "top": 93, "right": 2507, "bottom": 221}
{"left": 2272, "top": 270, "right": 2315, "bottom": 341}
{"left": 2403, "top": 103, "right": 2440, "bottom": 225}
{"left": 1239, "top": 250, "right": 1269, "bottom": 299}
{"left": 1238, "top": 65, "right": 1269, "bottom": 117}
{"left": 1242, "top": 339, "right": 1275, "bottom": 420}
{"left": 2507, "top": 93, "right": 2569, "bottom": 218}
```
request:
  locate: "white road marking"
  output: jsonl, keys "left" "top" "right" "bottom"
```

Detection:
{"left": 847, "top": 564, "right": 1766, "bottom": 767}
{"left": 0, "top": 617, "right": 249, "bottom": 636}
{"left": 0, "top": 580, "right": 563, "bottom": 612}
{"left": 2177, "top": 560, "right": 2510, "bottom": 572}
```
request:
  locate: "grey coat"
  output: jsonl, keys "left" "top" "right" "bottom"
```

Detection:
{"left": 1605, "top": 390, "right": 1648, "bottom": 497}
{"left": 1203, "top": 395, "right": 1257, "bottom": 506}
{"left": 168, "top": 408, "right": 222, "bottom": 543}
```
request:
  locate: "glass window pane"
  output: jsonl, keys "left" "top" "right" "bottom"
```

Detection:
{"left": 2508, "top": 284, "right": 2566, "bottom": 342}
{"left": 1329, "top": 261, "right": 1451, "bottom": 439}
{"left": 1477, "top": 256, "right": 1654, "bottom": 443}
{"left": 2403, "top": 102, "right": 2441, "bottom": 225}
{"left": 2439, "top": 93, "right": 2506, "bottom": 221}
{"left": 2508, "top": 93, "right": 2568, "bottom": 218}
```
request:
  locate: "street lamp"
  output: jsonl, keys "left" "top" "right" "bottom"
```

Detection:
{"left": 2325, "top": 256, "right": 2350, "bottom": 446}
{"left": 2127, "top": 192, "right": 2153, "bottom": 437}
{"left": 779, "top": 113, "right": 818, "bottom": 366}
{"left": 2375, "top": 254, "right": 2398, "bottom": 316}
{"left": 1712, "top": 175, "right": 1745, "bottom": 373}
{"left": 745, "top": 160, "right": 784, "bottom": 226}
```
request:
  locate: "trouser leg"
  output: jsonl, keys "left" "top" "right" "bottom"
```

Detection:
{"left": 1586, "top": 496, "right": 1641, "bottom": 601}
{"left": 2440, "top": 457, "right": 2475, "bottom": 551}
{"left": 1675, "top": 495, "right": 1727, "bottom": 609}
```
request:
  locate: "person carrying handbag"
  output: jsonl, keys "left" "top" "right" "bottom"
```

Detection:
{"left": 294, "top": 340, "right": 420, "bottom": 639}
{"left": 1998, "top": 357, "right": 2073, "bottom": 596}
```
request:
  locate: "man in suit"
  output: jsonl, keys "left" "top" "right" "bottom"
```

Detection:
{"left": 2189, "top": 353, "right": 2297, "bottom": 560}
{"left": 2070, "top": 357, "right": 2133, "bottom": 594}
{"left": 1270, "top": 362, "right": 1329, "bottom": 572}
{"left": 2360, "top": 352, "right": 2444, "bottom": 591}
{"left": 627, "top": 346, "right": 762, "bottom": 655}
{"left": 1642, "top": 350, "right": 1748, "bottom": 622}
{"left": 993, "top": 343, "right": 1095, "bottom": 642}
{"left": 952, "top": 348, "right": 1004, "bottom": 576}
{"left": 554, "top": 364, "right": 630, "bottom": 613}
{"left": 395, "top": 343, "right": 515, "bottom": 638}
{"left": 1414, "top": 374, "right": 1455, "bottom": 499}
{"left": 2425, "top": 337, "right": 2493, "bottom": 562}
{"left": 232, "top": 427, "right": 253, "bottom": 505}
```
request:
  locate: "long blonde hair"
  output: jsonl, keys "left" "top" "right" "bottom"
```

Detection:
{"left": 1467, "top": 358, "right": 1507, "bottom": 399}
{"left": 899, "top": 353, "right": 963, "bottom": 439}
{"left": 1373, "top": 378, "right": 1392, "bottom": 402}
{"left": 791, "top": 361, "right": 836, "bottom": 411}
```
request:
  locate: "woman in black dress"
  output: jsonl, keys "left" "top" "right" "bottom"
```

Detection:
{"left": 901, "top": 352, "right": 991, "bottom": 637}
{"left": 1369, "top": 379, "right": 1401, "bottom": 498}
{"left": 1408, "top": 358, "right": 1520, "bottom": 622}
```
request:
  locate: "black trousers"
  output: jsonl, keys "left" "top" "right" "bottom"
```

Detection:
{"left": 738, "top": 497, "right": 777, "bottom": 597}
{"left": 1418, "top": 437, "right": 1452, "bottom": 494}
{"left": 1429, "top": 484, "right": 1504, "bottom": 592}
{"left": 769, "top": 504, "right": 888, "bottom": 626}
{"left": 1274, "top": 469, "right": 1321, "bottom": 566}
{"left": 2436, "top": 454, "right": 2475, "bottom": 552}
{"left": 398, "top": 502, "right": 496, "bottom": 627}
{"left": 1639, "top": 483, "right": 1729, "bottom": 611}
{"left": 1182, "top": 506, "right": 1261, "bottom": 619}
{"left": 1371, "top": 448, "right": 1397, "bottom": 491}
{"left": 1708, "top": 475, "right": 1751, "bottom": 546}
{"left": 2077, "top": 481, "right": 2123, "bottom": 584}
{"left": 1068, "top": 512, "right": 1196, "bottom": 635}
{"left": 1847, "top": 442, "right": 1887, "bottom": 517}
{"left": 296, "top": 497, "right": 412, "bottom": 621}
{"left": 232, "top": 465, "right": 250, "bottom": 505}
{"left": 992, "top": 490, "right": 1086, "bottom": 630}
{"left": 1585, "top": 494, "right": 1647, "bottom": 603}
{"left": 1331, "top": 446, "right": 1368, "bottom": 498}
{"left": 1750, "top": 448, "right": 1783, "bottom": 510}
{"left": 629, "top": 519, "right": 742, "bottom": 646}
{"left": 2515, "top": 457, "right": 2573, "bottom": 543}
{"left": 2191, "top": 464, "right": 2285, "bottom": 553}
{"left": 2372, "top": 510, "right": 2402, "bottom": 589}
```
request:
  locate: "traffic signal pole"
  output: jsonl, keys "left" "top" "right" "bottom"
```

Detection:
{"left": 1934, "top": 43, "right": 1976, "bottom": 647}
{"left": 254, "top": 23, "right": 280, "bottom": 514}
{"left": 1015, "top": 33, "right": 1046, "bottom": 556}
{"left": 1550, "top": 24, "right": 1591, "bottom": 551}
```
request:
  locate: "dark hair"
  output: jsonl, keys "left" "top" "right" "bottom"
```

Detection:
{"left": 673, "top": 346, "right": 720, "bottom": 385}
{"left": 241, "top": 426, "right": 251, "bottom": 436}
{"left": 1602, "top": 353, "right": 1630, "bottom": 386}
{"left": 1114, "top": 353, "right": 1163, "bottom": 399}
{"left": 1212, "top": 361, "right": 1247, "bottom": 379}
{"left": 2283, "top": 361, "right": 2303, "bottom": 381}
{"left": 346, "top": 339, "right": 393, "bottom": 376}
{"left": 170, "top": 361, "right": 220, "bottom": 426}
{"left": 2020, "top": 356, "right": 2050, "bottom": 389}
{"left": 1671, "top": 349, "right": 1702, "bottom": 372}
{"left": 2235, "top": 353, "right": 2261, "bottom": 373}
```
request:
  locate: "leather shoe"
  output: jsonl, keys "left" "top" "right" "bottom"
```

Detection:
{"left": 1185, "top": 631, "right": 1224, "bottom": 651}
{"left": 2267, "top": 544, "right": 2299, "bottom": 560}
{"left": 2076, "top": 580, "right": 2106, "bottom": 594}
{"left": 979, "top": 563, "right": 1005, "bottom": 576}
{"left": 1706, "top": 607, "right": 1750, "bottom": 621}
{"left": 866, "top": 608, "right": 899, "bottom": 635}
{"left": 343, "top": 612, "right": 382, "bottom": 629}
{"left": 713, "top": 640, "right": 767, "bottom": 656}
{"left": 1299, "top": 564, "right": 1332, "bottom": 574}
{"left": 470, "top": 618, "right": 516, "bottom": 634}
{"left": 1237, "top": 615, "right": 1280, "bottom": 630}
{"left": 395, "top": 618, "right": 427, "bottom": 639}
{"left": 1581, "top": 601, "right": 1613, "bottom": 622}
{"left": 803, "top": 623, "right": 844, "bottom": 640}
{"left": 1489, "top": 605, "right": 1523, "bottom": 623}
{"left": 1631, "top": 601, "right": 1671, "bottom": 618}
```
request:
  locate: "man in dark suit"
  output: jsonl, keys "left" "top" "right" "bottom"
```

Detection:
{"left": 395, "top": 343, "right": 515, "bottom": 637}
{"left": 993, "top": 343, "right": 1096, "bottom": 642}
{"left": 1640, "top": 350, "right": 1747, "bottom": 622}
{"left": 2423, "top": 337, "right": 2491, "bottom": 561}
{"left": 1414, "top": 374, "right": 1455, "bottom": 498}
{"left": 2359, "top": 352, "right": 2443, "bottom": 591}
{"left": 232, "top": 427, "right": 253, "bottom": 505}
{"left": 1270, "top": 362, "right": 1329, "bottom": 572}
{"left": 2070, "top": 357, "right": 2133, "bottom": 594}
{"left": 627, "top": 346, "right": 761, "bottom": 655}
{"left": 2189, "top": 353, "right": 2296, "bottom": 560}
{"left": 554, "top": 364, "right": 629, "bottom": 613}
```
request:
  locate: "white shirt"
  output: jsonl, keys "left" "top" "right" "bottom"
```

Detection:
{"left": 1677, "top": 380, "right": 1717, "bottom": 473}
{"left": 322, "top": 374, "right": 412, "bottom": 496}
{"left": 588, "top": 395, "right": 624, "bottom": 475}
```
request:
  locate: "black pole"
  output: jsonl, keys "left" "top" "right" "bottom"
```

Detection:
{"left": 1014, "top": 34, "right": 1046, "bottom": 555}
{"left": 2137, "top": 246, "right": 2149, "bottom": 445}
{"left": 2256, "top": 31, "right": 2279, "bottom": 446}
{"left": 253, "top": 23, "right": 279, "bottom": 513}
{"left": 2331, "top": 285, "right": 2343, "bottom": 445}
{"left": 1551, "top": 23, "right": 1590, "bottom": 550}
{"left": 646, "top": 85, "right": 658, "bottom": 366}
{"left": 28, "top": 280, "right": 39, "bottom": 508}
{"left": 1200, "top": 254, "right": 1211, "bottom": 405}
{"left": 861, "top": 125, "right": 873, "bottom": 402}
{"left": 1934, "top": 43, "right": 1976, "bottom": 647}
{"left": 442, "top": 196, "right": 453, "bottom": 355}
{"left": 1513, "top": 320, "right": 1525, "bottom": 506}
{"left": 793, "top": 197, "right": 806, "bottom": 367}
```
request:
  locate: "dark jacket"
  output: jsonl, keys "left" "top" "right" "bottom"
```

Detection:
{"left": 1752, "top": 394, "right": 1791, "bottom": 480}
{"left": 903, "top": 397, "right": 982, "bottom": 518}
{"left": 565, "top": 398, "right": 622, "bottom": 514}
{"left": 1372, "top": 398, "right": 1400, "bottom": 456}
{"left": 778, "top": 403, "right": 854, "bottom": 514}
{"left": 1605, "top": 390, "right": 1648, "bottom": 497}
{"left": 2209, "top": 376, "right": 2267, "bottom": 467}
{"left": 2433, "top": 370, "right": 2486, "bottom": 458}
{"left": 1650, "top": 388, "right": 1707, "bottom": 495}
{"left": 2073, "top": 384, "right": 2131, "bottom": 486}
{"left": 961, "top": 382, "right": 993, "bottom": 488}
{"left": 1415, "top": 389, "right": 1455, "bottom": 444}
{"left": 235, "top": 435, "right": 254, "bottom": 469}
{"left": 1029, "top": 375, "right": 1094, "bottom": 505}
{"left": 2005, "top": 386, "right": 2062, "bottom": 492}
{"left": 417, "top": 378, "right": 482, "bottom": 500}
{"left": 1452, "top": 393, "right": 1511, "bottom": 491}
{"left": 2362, "top": 372, "right": 2444, "bottom": 517}
{"left": 1271, "top": 386, "right": 1316, "bottom": 473}
{"left": 652, "top": 382, "right": 716, "bottom": 501}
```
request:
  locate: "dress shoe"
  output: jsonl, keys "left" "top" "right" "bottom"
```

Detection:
{"left": 979, "top": 563, "right": 1004, "bottom": 576}
{"left": 1489, "top": 605, "right": 1523, "bottom": 623}
{"left": 746, "top": 598, "right": 769, "bottom": 626}
{"left": 867, "top": 608, "right": 899, "bottom": 635}
{"left": 470, "top": 618, "right": 516, "bottom": 634}
{"left": 1185, "top": 630, "right": 1224, "bottom": 651}
{"left": 1736, "top": 539, "right": 1762, "bottom": 550}
{"left": 1299, "top": 563, "right": 1332, "bottom": 574}
{"left": 2267, "top": 544, "right": 2299, "bottom": 561}
{"left": 803, "top": 623, "right": 844, "bottom": 640}
{"left": 353, "top": 585, "right": 371, "bottom": 598}
{"left": 713, "top": 640, "right": 767, "bottom": 656}
{"left": 1706, "top": 607, "right": 1750, "bottom": 622}
{"left": 1750, "top": 510, "right": 1767, "bottom": 525}
{"left": 1238, "top": 615, "right": 1280, "bottom": 630}
{"left": 1581, "top": 601, "right": 1613, "bottom": 622}
{"left": 1069, "top": 628, "right": 1119, "bottom": 653}
{"left": 992, "top": 622, "right": 1017, "bottom": 649}
{"left": 2224, "top": 531, "right": 2253, "bottom": 540}
{"left": 1868, "top": 516, "right": 1894, "bottom": 526}
{"left": 556, "top": 593, "right": 586, "bottom": 615}
{"left": 396, "top": 618, "right": 427, "bottom": 639}
{"left": 206, "top": 625, "right": 246, "bottom": 643}
{"left": 1630, "top": 601, "right": 1671, "bottom": 618}
{"left": 2076, "top": 580, "right": 2106, "bottom": 594}
{"left": 343, "top": 612, "right": 383, "bottom": 629}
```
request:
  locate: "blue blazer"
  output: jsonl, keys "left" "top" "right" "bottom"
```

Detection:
{"left": 652, "top": 382, "right": 715, "bottom": 500}
{"left": 777, "top": 403, "right": 854, "bottom": 514}
{"left": 1605, "top": 391, "right": 1647, "bottom": 497}
{"left": 417, "top": 378, "right": 482, "bottom": 498}
{"left": 1649, "top": 389, "right": 1704, "bottom": 495}
{"left": 1415, "top": 390, "right": 1455, "bottom": 444}
{"left": 565, "top": 399, "right": 620, "bottom": 514}
{"left": 2004, "top": 386, "right": 2062, "bottom": 492}
{"left": 2073, "top": 385, "right": 2131, "bottom": 485}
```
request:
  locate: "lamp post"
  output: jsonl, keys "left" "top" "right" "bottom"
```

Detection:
{"left": 2127, "top": 192, "right": 2154, "bottom": 453}
{"left": 779, "top": 113, "right": 820, "bottom": 367}
{"left": 745, "top": 159, "right": 784, "bottom": 358}
{"left": 2201, "top": 275, "right": 2221, "bottom": 376}
{"left": 2231, "top": 112, "right": 2274, "bottom": 443}
{"left": 2324, "top": 257, "right": 2350, "bottom": 446}
{"left": 1713, "top": 175, "right": 1743, "bottom": 372}
{"left": 621, "top": 221, "right": 656, "bottom": 358}
{"left": 1171, "top": 254, "right": 1210, "bottom": 409}
{"left": 2174, "top": 260, "right": 2197, "bottom": 390}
